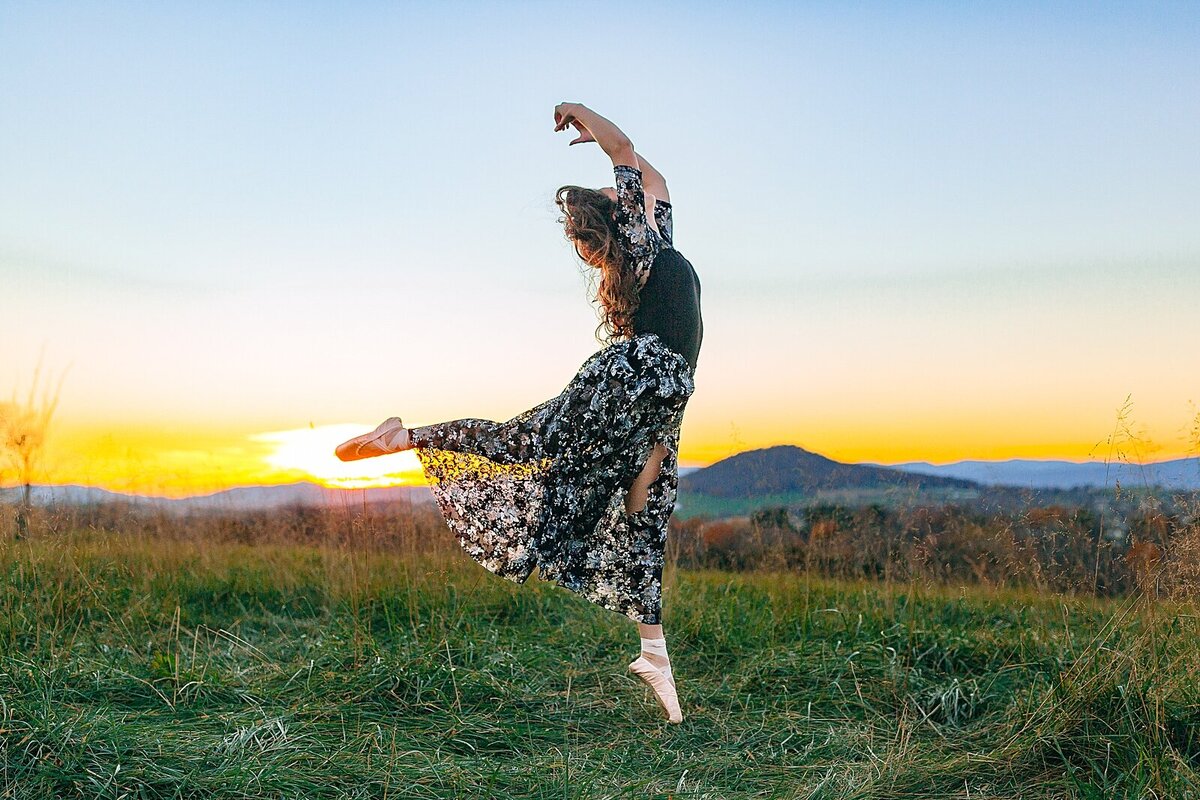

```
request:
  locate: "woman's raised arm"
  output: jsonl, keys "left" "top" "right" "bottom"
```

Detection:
{"left": 633, "top": 151, "right": 670, "bottom": 204}
{"left": 553, "top": 103, "right": 638, "bottom": 168}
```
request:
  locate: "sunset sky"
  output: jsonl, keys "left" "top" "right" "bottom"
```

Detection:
{"left": 3, "top": 2, "right": 1198, "bottom": 497}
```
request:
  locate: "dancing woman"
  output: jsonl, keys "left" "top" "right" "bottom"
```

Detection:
{"left": 335, "top": 102, "right": 703, "bottom": 723}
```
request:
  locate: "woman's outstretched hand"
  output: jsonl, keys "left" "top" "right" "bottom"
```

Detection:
{"left": 554, "top": 102, "right": 595, "bottom": 145}
{"left": 553, "top": 102, "right": 635, "bottom": 164}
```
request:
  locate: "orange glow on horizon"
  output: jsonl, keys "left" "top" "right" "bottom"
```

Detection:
{"left": 8, "top": 407, "right": 1196, "bottom": 500}
{"left": 19, "top": 421, "right": 426, "bottom": 499}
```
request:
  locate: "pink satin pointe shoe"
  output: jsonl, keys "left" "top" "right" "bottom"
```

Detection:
{"left": 628, "top": 656, "right": 683, "bottom": 724}
{"left": 335, "top": 417, "right": 409, "bottom": 461}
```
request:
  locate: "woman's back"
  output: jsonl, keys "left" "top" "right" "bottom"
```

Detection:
{"left": 612, "top": 164, "right": 704, "bottom": 372}
{"left": 632, "top": 248, "right": 703, "bottom": 373}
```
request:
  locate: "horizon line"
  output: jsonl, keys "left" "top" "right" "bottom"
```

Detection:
{"left": 5, "top": 449, "right": 1197, "bottom": 502}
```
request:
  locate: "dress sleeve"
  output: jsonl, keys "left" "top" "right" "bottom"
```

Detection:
{"left": 613, "top": 164, "right": 664, "bottom": 289}
{"left": 653, "top": 199, "right": 674, "bottom": 247}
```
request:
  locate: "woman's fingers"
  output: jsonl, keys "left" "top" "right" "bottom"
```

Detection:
{"left": 554, "top": 102, "right": 580, "bottom": 131}
{"left": 569, "top": 119, "right": 595, "bottom": 145}
{"left": 555, "top": 103, "right": 596, "bottom": 146}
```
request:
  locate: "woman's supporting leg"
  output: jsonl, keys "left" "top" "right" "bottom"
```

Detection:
{"left": 637, "top": 622, "right": 672, "bottom": 680}
{"left": 624, "top": 441, "right": 670, "bottom": 514}
{"left": 629, "top": 620, "right": 681, "bottom": 722}
{"left": 629, "top": 424, "right": 679, "bottom": 712}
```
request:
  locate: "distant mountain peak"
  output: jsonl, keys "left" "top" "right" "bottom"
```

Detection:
{"left": 680, "top": 444, "right": 978, "bottom": 498}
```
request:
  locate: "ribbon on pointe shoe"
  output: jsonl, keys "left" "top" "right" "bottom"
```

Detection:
{"left": 372, "top": 418, "right": 408, "bottom": 452}
{"left": 628, "top": 656, "right": 683, "bottom": 724}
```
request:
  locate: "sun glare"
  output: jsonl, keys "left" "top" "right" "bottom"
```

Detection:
{"left": 252, "top": 424, "right": 426, "bottom": 489}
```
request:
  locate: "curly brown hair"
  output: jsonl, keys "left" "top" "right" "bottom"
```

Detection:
{"left": 555, "top": 184, "right": 640, "bottom": 343}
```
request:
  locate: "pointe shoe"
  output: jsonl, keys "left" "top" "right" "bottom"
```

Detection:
{"left": 335, "top": 417, "right": 409, "bottom": 461}
{"left": 628, "top": 656, "right": 683, "bottom": 724}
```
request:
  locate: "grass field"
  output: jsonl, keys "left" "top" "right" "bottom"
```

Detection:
{"left": 2, "top": 525, "right": 1199, "bottom": 799}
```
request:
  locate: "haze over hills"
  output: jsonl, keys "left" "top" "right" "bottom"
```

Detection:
{"left": 868, "top": 458, "right": 1200, "bottom": 491}
{"left": 0, "top": 482, "right": 435, "bottom": 514}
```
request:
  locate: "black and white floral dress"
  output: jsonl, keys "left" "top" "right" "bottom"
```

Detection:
{"left": 409, "top": 164, "right": 703, "bottom": 625}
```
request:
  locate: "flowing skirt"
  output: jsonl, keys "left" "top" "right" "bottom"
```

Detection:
{"left": 407, "top": 332, "right": 696, "bottom": 624}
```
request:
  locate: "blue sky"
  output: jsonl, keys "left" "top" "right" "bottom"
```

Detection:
{"left": 2, "top": 1, "right": 1198, "bottom": 492}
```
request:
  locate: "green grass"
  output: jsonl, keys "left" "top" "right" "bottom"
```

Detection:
{"left": 1, "top": 530, "right": 1198, "bottom": 799}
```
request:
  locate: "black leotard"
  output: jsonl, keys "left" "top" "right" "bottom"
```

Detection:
{"left": 612, "top": 164, "right": 704, "bottom": 372}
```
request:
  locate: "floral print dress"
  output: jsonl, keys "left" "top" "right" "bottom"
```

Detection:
{"left": 408, "top": 165, "right": 698, "bottom": 625}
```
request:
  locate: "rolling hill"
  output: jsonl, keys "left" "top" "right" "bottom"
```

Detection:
{"left": 680, "top": 444, "right": 979, "bottom": 498}
{"left": 675, "top": 445, "right": 983, "bottom": 518}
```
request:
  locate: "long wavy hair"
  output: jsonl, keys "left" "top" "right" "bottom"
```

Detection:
{"left": 555, "top": 184, "right": 640, "bottom": 343}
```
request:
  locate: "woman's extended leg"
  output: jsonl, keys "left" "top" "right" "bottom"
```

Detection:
{"left": 406, "top": 393, "right": 567, "bottom": 465}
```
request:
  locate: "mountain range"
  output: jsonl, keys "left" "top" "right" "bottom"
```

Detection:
{"left": 0, "top": 482, "right": 434, "bottom": 513}
{"left": 868, "top": 457, "right": 1200, "bottom": 491}
{"left": 4, "top": 446, "right": 1197, "bottom": 513}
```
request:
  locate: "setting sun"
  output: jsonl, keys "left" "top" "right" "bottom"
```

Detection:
{"left": 255, "top": 424, "right": 425, "bottom": 489}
